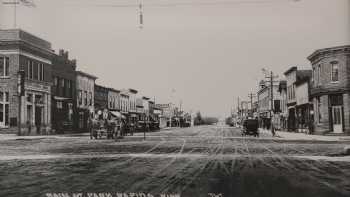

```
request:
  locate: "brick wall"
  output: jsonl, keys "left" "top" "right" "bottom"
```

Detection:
{"left": 0, "top": 54, "right": 19, "bottom": 126}
{"left": 313, "top": 95, "right": 330, "bottom": 134}
{"left": 343, "top": 93, "right": 350, "bottom": 134}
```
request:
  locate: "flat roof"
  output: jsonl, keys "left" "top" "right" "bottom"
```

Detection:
{"left": 308, "top": 45, "right": 350, "bottom": 61}
{"left": 0, "top": 29, "right": 51, "bottom": 50}
{"left": 284, "top": 66, "right": 297, "bottom": 75}
{"left": 76, "top": 70, "right": 98, "bottom": 80}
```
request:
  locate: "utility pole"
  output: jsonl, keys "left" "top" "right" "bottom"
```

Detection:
{"left": 248, "top": 92, "right": 256, "bottom": 117}
{"left": 2, "top": 0, "right": 36, "bottom": 28}
{"left": 263, "top": 69, "right": 278, "bottom": 135}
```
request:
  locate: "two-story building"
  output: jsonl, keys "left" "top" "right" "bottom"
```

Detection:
{"left": 127, "top": 89, "right": 138, "bottom": 127}
{"left": 119, "top": 91, "right": 129, "bottom": 120}
{"left": 257, "top": 80, "right": 281, "bottom": 129}
{"left": 51, "top": 49, "right": 76, "bottom": 133}
{"left": 278, "top": 80, "right": 287, "bottom": 130}
{"left": 284, "top": 67, "right": 312, "bottom": 132}
{"left": 0, "top": 29, "right": 52, "bottom": 134}
{"left": 308, "top": 45, "right": 350, "bottom": 135}
{"left": 76, "top": 70, "right": 97, "bottom": 131}
{"left": 108, "top": 88, "right": 120, "bottom": 112}
{"left": 94, "top": 84, "right": 109, "bottom": 117}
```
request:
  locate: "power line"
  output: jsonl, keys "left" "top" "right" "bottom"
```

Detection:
{"left": 61, "top": 0, "right": 301, "bottom": 8}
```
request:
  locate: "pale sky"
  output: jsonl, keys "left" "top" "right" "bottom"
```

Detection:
{"left": 0, "top": 0, "right": 349, "bottom": 117}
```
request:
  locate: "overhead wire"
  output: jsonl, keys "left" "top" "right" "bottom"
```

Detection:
{"left": 60, "top": 0, "right": 301, "bottom": 8}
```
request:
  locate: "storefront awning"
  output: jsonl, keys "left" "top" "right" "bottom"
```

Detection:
{"left": 53, "top": 96, "right": 71, "bottom": 101}
{"left": 110, "top": 111, "right": 122, "bottom": 118}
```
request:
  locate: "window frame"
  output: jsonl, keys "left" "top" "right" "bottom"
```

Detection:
{"left": 0, "top": 57, "right": 10, "bottom": 77}
{"left": 330, "top": 62, "right": 339, "bottom": 82}
{"left": 317, "top": 64, "right": 321, "bottom": 85}
{"left": 0, "top": 91, "right": 10, "bottom": 126}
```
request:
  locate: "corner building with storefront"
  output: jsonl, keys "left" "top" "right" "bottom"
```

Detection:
{"left": 308, "top": 45, "right": 350, "bottom": 135}
{"left": 0, "top": 29, "right": 52, "bottom": 133}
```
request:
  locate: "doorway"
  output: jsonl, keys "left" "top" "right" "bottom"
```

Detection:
{"left": 331, "top": 106, "right": 343, "bottom": 133}
{"left": 35, "top": 106, "right": 42, "bottom": 132}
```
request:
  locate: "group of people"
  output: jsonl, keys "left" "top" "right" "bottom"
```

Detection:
{"left": 87, "top": 114, "right": 133, "bottom": 140}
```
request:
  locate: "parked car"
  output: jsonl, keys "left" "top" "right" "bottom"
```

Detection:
{"left": 241, "top": 118, "right": 259, "bottom": 137}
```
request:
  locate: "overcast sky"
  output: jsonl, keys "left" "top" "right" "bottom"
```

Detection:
{"left": 0, "top": 0, "right": 349, "bottom": 117}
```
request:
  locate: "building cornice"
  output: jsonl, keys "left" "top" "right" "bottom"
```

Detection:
{"left": 308, "top": 45, "right": 350, "bottom": 63}
{"left": 0, "top": 49, "right": 52, "bottom": 64}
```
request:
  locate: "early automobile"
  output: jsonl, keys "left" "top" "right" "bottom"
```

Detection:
{"left": 241, "top": 118, "right": 259, "bottom": 137}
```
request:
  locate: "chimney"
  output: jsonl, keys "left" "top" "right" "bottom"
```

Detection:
{"left": 59, "top": 49, "right": 64, "bottom": 56}
{"left": 64, "top": 51, "right": 69, "bottom": 59}
{"left": 71, "top": 59, "right": 77, "bottom": 70}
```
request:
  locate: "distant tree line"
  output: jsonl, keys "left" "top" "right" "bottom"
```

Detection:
{"left": 193, "top": 111, "right": 219, "bottom": 126}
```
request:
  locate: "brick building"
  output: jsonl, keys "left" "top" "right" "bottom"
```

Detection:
{"left": 94, "top": 84, "right": 109, "bottom": 115}
{"left": 51, "top": 49, "right": 76, "bottom": 133}
{"left": 119, "top": 91, "right": 129, "bottom": 116}
{"left": 108, "top": 88, "right": 120, "bottom": 111}
{"left": 257, "top": 80, "right": 281, "bottom": 129}
{"left": 0, "top": 29, "right": 52, "bottom": 134}
{"left": 126, "top": 89, "right": 138, "bottom": 127}
{"left": 308, "top": 45, "right": 350, "bottom": 135}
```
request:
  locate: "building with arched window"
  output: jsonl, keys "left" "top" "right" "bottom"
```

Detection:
{"left": 308, "top": 45, "right": 350, "bottom": 135}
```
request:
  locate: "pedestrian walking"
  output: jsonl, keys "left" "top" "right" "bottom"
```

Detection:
{"left": 88, "top": 116, "right": 93, "bottom": 139}
{"left": 271, "top": 119, "right": 276, "bottom": 137}
{"left": 26, "top": 120, "right": 31, "bottom": 135}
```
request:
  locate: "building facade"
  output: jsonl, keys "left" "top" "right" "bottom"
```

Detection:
{"left": 94, "top": 84, "right": 109, "bottom": 115}
{"left": 108, "top": 88, "right": 120, "bottom": 111}
{"left": 257, "top": 80, "right": 281, "bottom": 129}
{"left": 119, "top": 92, "right": 129, "bottom": 117}
{"left": 51, "top": 49, "right": 76, "bottom": 133}
{"left": 295, "top": 78, "right": 312, "bottom": 133}
{"left": 278, "top": 80, "right": 287, "bottom": 130}
{"left": 0, "top": 29, "right": 52, "bottom": 134}
{"left": 76, "top": 71, "right": 97, "bottom": 131}
{"left": 155, "top": 103, "right": 174, "bottom": 128}
{"left": 308, "top": 45, "right": 350, "bottom": 135}
{"left": 126, "top": 89, "right": 138, "bottom": 127}
{"left": 284, "top": 67, "right": 312, "bottom": 132}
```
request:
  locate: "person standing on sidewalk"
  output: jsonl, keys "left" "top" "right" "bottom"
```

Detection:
{"left": 271, "top": 117, "right": 276, "bottom": 137}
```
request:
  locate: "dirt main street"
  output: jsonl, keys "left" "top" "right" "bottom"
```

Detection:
{"left": 0, "top": 125, "right": 349, "bottom": 197}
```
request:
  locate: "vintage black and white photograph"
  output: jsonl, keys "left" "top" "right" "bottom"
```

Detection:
{"left": 0, "top": 0, "right": 349, "bottom": 197}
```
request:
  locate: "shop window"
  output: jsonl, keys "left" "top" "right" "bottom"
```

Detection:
{"left": 317, "top": 97, "right": 321, "bottom": 123}
{"left": 78, "top": 90, "right": 82, "bottom": 106}
{"left": 61, "top": 78, "right": 65, "bottom": 88}
{"left": 54, "top": 76, "right": 58, "bottom": 86}
{"left": 84, "top": 91, "right": 88, "bottom": 106}
{"left": 89, "top": 92, "right": 92, "bottom": 106}
{"left": 0, "top": 57, "right": 9, "bottom": 77}
{"left": 57, "top": 101, "right": 63, "bottom": 109}
{"left": 35, "top": 95, "right": 43, "bottom": 105}
{"left": 329, "top": 94, "right": 343, "bottom": 106}
{"left": 0, "top": 91, "right": 9, "bottom": 127}
{"left": 27, "top": 94, "right": 33, "bottom": 103}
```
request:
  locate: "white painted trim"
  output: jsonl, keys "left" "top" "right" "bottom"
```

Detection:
{"left": 0, "top": 49, "right": 51, "bottom": 65}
